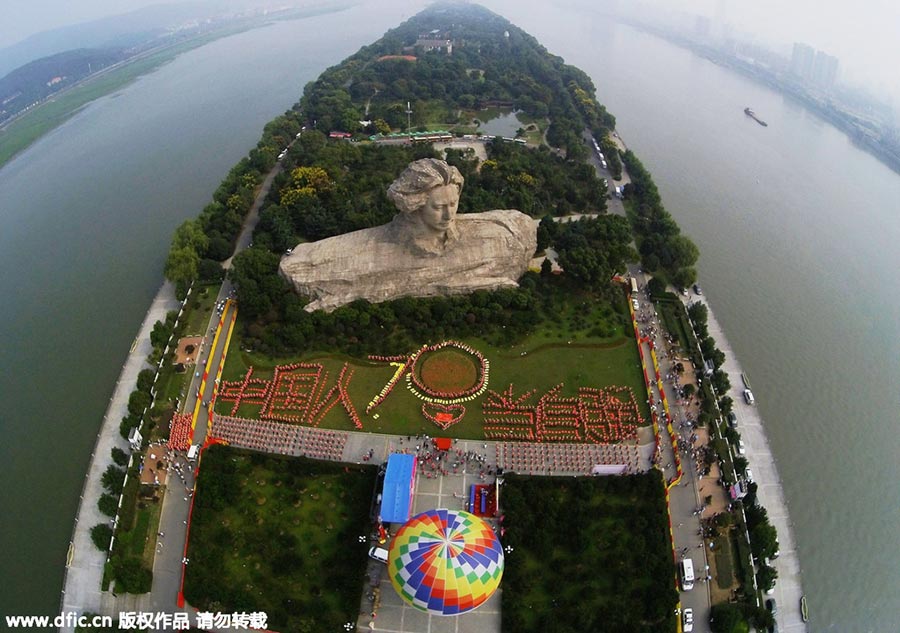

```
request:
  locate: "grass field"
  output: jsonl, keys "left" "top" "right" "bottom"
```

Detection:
{"left": 715, "top": 532, "right": 737, "bottom": 590}
{"left": 182, "top": 283, "right": 221, "bottom": 336}
{"left": 184, "top": 445, "right": 377, "bottom": 631}
{"left": 215, "top": 322, "right": 651, "bottom": 439}
{"left": 500, "top": 472, "right": 678, "bottom": 632}
{"left": 416, "top": 348, "right": 479, "bottom": 393}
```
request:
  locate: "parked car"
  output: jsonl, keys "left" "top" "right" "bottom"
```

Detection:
{"left": 738, "top": 439, "right": 746, "bottom": 455}
{"left": 727, "top": 411, "right": 738, "bottom": 428}
{"left": 682, "top": 608, "right": 693, "bottom": 632}
{"left": 745, "top": 468, "right": 755, "bottom": 483}
{"left": 368, "top": 546, "right": 389, "bottom": 563}
{"left": 743, "top": 388, "right": 756, "bottom": 405}
{"left": 766, "top": 598, "right": 778, "bottom": 616}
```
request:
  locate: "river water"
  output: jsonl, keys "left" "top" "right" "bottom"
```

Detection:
{"left": 0, "top": 2, "right": 427, "bottom": 619}
{"left": 489, "top": 4, "right": 900, "bottom": 630}
{"left": 1, "top": 2, "right": 897, "bottom": 630}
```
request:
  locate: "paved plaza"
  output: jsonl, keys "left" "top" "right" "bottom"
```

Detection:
{"left": 358, "top": 446, "right": 502, "bottom": 633}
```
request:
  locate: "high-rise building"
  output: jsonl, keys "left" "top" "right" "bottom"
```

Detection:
{"left": 790, "top": 43, "right": 816, "bottom": 81}
{"left": 811, "top": 50, "right": 839, "bottom": 90}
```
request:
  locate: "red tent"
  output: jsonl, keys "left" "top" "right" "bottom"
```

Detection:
{"left": 435, "top": 437, "right": 452, "bottom": 451}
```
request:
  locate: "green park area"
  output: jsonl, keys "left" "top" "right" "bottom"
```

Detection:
{"left": 500, "top": 472, "right": 678, "bottom": 633}
{"left": 184, "top": 444, "right": 377, "bottom": 631}
{"left": 214, "top": 318, "right": 651, "bottom": 440}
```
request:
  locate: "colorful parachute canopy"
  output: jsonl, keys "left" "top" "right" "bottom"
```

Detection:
{"left": 388, "top": 508, "right": 504, "bottom": 615}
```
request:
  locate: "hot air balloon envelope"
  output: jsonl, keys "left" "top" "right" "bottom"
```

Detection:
{"left": 388, "top": 508, "right": 504, "bottom": 615}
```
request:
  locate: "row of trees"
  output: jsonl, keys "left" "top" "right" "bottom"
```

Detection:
{"left": 621, "top": 150, "right": 699, "bottom": 288}
{"left": 686, "top": 298, "right": 780, "bottom": 624}
{"left": 91, "top": 455, "right": 150, "bottom": 594}
{"left": 92, "top": 304, "right": 190, "bottom": 594}
{"left": 686, "top": 301, "right": 733, "bottom": 409}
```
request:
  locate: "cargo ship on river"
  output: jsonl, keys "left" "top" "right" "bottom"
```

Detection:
{"left": 745, "top": 107, "right": 768, "bottom": 126}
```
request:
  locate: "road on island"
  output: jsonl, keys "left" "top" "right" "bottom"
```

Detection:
{"left": 629, "top": 264, "right": 713, "bottom": 633}
{"left": 573, "top": 131, "right": 713, "bottom": 630}
{"left": 582, "top": 128, "right": 629, "bottom": 217}
{"left": 135, "top": 138, "right": 297, "bottom": 619}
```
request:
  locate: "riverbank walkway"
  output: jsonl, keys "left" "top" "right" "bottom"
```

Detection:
{"left": 684, "top": 293, "right": 807, "bottom": 633}
{"left": 60, "top": 282, "right": 182, "bottom": 625}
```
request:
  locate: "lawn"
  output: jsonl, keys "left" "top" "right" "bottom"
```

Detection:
{"left": 184, "top": 445, "right": 377, "bottom": 631}
{"left": 654, "top": 294, "right": 692, "bottom": 352}
{"left": 499, "top": 472, "right": 678, "bottom": 633}
{"left": 214, "top": 319, "right": 650, "bottom": 440}
{"left": 715, "top": 532, "right": 737, "bottom": 590}
{"left": 182, "top": 283, "right": 221, "bottom": 336}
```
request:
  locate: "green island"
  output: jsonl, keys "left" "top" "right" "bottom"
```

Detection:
{"left": 87, "top": 4, "right": 782, "bottom": 633}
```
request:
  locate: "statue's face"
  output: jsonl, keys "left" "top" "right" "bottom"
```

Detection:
{"left": 419, "top": 185, "right": 459, "bottom": 233}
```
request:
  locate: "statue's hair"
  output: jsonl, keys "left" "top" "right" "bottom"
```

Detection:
{"left": 386, "top": 158, "right": 464, "bottom": 214}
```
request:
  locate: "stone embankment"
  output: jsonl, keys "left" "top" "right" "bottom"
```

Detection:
{"left": 687, "top": 293, "right": 807, "bottom": 633}
{"left": 60, "top": 282, "right": 181, "bottom": 630}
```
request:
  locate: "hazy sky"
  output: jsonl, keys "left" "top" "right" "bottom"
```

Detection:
{"left": 626, "top": 0, "right": 900, "bottom": 101}
{"left": 0, "top": 0, "right": 157, "bottom": 48}
{"left": 2, "top": 0, "right": 899, "bottom": 101}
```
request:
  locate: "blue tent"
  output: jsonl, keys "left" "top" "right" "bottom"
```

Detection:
{"left": 381, "top": 453, "right": 416, "bottom": 523}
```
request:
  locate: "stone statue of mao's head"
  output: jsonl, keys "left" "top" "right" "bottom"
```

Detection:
{"left": 386, "top": 159, "right": 464, "bottom": 254}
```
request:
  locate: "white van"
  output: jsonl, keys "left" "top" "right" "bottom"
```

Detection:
{"left": 368, "top": 546, "right": 389, "bottom": 563}
{"left": 743, "top": 389, "right": 755, "bottom": 405}
{"left": 681, "top": 558, "right": 695, "bottom": 591}
{"left": 187, "top": 445, "right": 200, "bottom": 461}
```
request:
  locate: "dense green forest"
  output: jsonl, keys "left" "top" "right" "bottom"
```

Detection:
{"left": 500, "top": 473, "right": 678, "bottom": 632}
{"left": 300, "top": 3, "right": 615, "bottom": 156}
{"left": 163, "top": 1, "right": 697, "bottom": 333}
{"left": 185, "top": 446, "right": 377, "bottom": 631}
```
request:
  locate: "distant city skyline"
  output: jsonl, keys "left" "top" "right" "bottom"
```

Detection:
{"left": 789, "top": 42, "right": 839, "bottom": 91}
{"left": 620, "top": 0, "right": 900, "bottom": 104}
